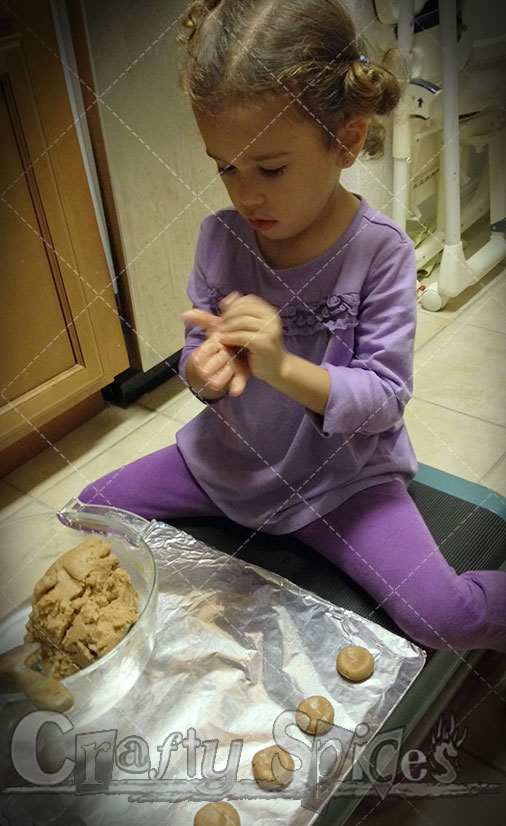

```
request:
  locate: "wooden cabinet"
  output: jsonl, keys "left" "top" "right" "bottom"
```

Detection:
{"left": 0, "top": 2, "right": 129, "bottom": 474}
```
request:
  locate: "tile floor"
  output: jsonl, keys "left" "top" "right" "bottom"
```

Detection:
{"left": 1, "top": 261, "right": 505, "bottom": 825}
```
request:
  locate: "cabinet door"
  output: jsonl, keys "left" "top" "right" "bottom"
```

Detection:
{"left": 0, "top": 2, "right": 128, "bottom": 455}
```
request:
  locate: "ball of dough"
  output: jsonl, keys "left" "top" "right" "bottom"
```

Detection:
{"left": 252, "top": 745, "right": 295, "bottom": 790}
{"left": 296, "top": 696, "right": 335, "bottom": 735}
{"left": 336, "top": 645, "right": 374, "bottom": 682}
{"left": 194, "top": 802, "right": 240, "bottom": 826}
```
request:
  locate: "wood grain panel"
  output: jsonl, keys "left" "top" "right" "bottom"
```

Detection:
{"left": 0, "top": 2, "right": 129, "bottom": 461}
{"left": 0, "top": 70, "right": 79, "bottom": 401}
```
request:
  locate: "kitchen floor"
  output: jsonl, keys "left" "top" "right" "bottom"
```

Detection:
{"left": 1, "top": 262, "right": 505, "bottom": 825}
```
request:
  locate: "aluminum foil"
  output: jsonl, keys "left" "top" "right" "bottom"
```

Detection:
{"left": 1, "top": 512, "right": 425, "bottom": 826}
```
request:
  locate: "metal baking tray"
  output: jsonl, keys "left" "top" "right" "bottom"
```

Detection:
{"left": 0, "top": 506, "right": 425, "bottom": 825}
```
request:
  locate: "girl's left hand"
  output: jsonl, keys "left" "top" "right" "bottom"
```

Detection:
{"left": 219, "top": 295, "right": 287, "bottom": 386}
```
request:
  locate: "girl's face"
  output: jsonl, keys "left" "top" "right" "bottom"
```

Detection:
{"left": 195, "top": 98, "right": 351, "bottom": 253}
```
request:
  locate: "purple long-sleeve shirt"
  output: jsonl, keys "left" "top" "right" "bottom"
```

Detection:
{"left": 176, "top": 197, "right": 418, "bottom": 534}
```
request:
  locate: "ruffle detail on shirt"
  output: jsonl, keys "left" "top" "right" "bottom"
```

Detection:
{"left": 279, "top": 292, "right": 360, "bottom": 336}
{"left": 208, "top": 287, "right": 230, "bottom": 316}
{"left": 208, "top": 288, "right": 360, "bottom": 336}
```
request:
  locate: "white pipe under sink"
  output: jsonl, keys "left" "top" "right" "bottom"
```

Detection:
{"left": 421, "top": 0, "right": 506, "bottom": 310}
{"left": 391, "top": 0, "right": 415, "bottom": 231}
{"left": 437, "top": 235, "right": 506, "bottom": 299}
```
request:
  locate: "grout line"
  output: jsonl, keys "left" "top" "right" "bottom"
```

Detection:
{"left": 464, "top": 321, "right": 506, "bottom": 334}
{"left": 414, "top": 325, "right": 449, "bottom": 353}
{"left": 0, "top": 485, "right": 52, "bottom": 520}
{"left": 162, "top": 400, "right": 205, "bottom": 424}
{"left": 3, "top": 409, "right": 177, "bottom": 498}
{"left": 409, "top": 396, "right": 506, "bottom": 431}
{"left": 481, "top": 449, "right": 506, "bottom": 484}
{"left": 5, "top": 485, "right": 50, "bottom": 505}
{"left": 70, "top": 413, "right": 183, "bottom": 473}
{"left": 459, "top": 746, "right": 506, "bottom": 779}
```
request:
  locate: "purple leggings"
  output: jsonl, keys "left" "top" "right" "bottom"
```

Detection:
{"left": 78, "top": 444, "right": 506, "bottom": 653}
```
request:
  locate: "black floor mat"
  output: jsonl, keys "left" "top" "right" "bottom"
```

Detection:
{"left": 168, "top": 480, "right": 506, "bottom": 658}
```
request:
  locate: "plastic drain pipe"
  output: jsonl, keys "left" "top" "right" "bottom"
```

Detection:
{"left": 425, "top": 0, "right": 506, "bottom": 309}
{"left": 391, "top": 0, "right": 415, "bottom": 231}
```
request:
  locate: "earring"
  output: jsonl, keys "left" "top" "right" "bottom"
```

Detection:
{"left": 343, "top": 158, "right": 351, "bottom": 167}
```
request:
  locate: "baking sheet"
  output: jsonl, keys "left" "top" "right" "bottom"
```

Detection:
{"left": 1, "top": 512, "right": 425, "bottom": 825}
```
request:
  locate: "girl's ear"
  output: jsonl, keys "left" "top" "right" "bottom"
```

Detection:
{"left": 336, "top": 116, "right": 368, "bottom": 168}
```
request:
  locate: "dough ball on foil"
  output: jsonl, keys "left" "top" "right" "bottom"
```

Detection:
{"left": 252, "top": 744, "right": 294, "bottom": 790}
{"left": 194, "top": 801, "right": 240, "bottom": 825}
{"left": 296, "top": 695, "right": 335, "bottom": 735}
{"left": 336, "top": 645, "right": 374, "bottom": 682}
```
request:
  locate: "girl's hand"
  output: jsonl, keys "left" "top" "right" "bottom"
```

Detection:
{"left": 182, "top": 291, "right": 242, "bottom": 338}
{"left": 182, "top": 307, "right": 221, "bottom": 338}
{"left": 218, "top": 295, "right": 287, "bottom": 387}
{"left": 183, "top": 293, "right": 250, "bottom": 397}
{"left": 187, "top": 335, "right": 249, "bottom": 397}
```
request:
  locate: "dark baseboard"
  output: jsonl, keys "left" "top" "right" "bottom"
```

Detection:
{"left": 102, "top": 350, "right": 182, "bottom": 408}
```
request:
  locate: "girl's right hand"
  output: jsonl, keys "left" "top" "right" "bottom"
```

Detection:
{"left": 187, "top": 335, "right": 249, "bottom": 397}
{"left": 183, "top": 293, "right": 249, "bottom": 397}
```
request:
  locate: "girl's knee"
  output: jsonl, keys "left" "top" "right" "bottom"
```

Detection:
{"left": 395, "top": 614, "right": 460, "bottom": 650}
{"left": 76, "top": 465, "right": 150, "bottom": 515}
{"left": 78, "top": 482, "right": 93, "bottom": 504}
{"left": 385, "top": 595, "right": 481, "bottom": 651}
{"left": 77, "top": 478, "right": 115, "bottom": 507}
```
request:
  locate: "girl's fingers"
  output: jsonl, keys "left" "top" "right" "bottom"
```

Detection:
{"left": 208, "top": 368, "right": 234, "bottom": 390}
{"left": 203, "top": 359, "right": 234, "bottom": 390}
{"left": 197, "top": 343, "right": 245, "bottom": 390}
{"left": 183, "top": 308, "right": 221, "bottom": 332}
{"left": 200, "top": 347, "right": 231, "bottom": 377}
{"left": 219, "top": 330, "right": 258, "bottom": 349}
{"left": 220, "top": 315, "right": 265, "bottom": 333}
{"left": 221, "top": 294, "right": 276, "bottom": 320}
{"left": 194, "top": 336, "right": 251, "bottom": 395}
{"left": 228, "top": 353, "right": 249, "bottom": 396}
{"left": 228, "top": 370, "right": 248, "bottom": 396}
{"left": 194, "top": 336, "right": 221, "bottom": 363}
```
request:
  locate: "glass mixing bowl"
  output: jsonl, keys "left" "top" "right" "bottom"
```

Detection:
{"left": 0, "top": 503, "right": 158, "bottom": 728}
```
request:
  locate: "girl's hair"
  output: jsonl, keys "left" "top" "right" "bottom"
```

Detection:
{"left": 177, "top": 0, "right": 407, "bottom": 158}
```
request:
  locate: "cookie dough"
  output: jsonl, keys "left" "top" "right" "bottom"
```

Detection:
{"left": 194, "top": 802, "right": 240, "bottom": 825}
{"left": 296, "top": 695, "right": 335, "bottom": 735}
{"left": 25, "top": 536, "right": 140, "bottom": 679}
{"left": 252, "top": 745, "right": 294, "bottom": 790}
{"left": 336, "top": 645, "right": 374, "bottom": 682}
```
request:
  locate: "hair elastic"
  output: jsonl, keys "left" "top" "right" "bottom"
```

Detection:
{"left": 359, "top": 54, "right": 369, "bottom": 65}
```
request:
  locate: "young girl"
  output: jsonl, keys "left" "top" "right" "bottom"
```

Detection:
{"left": 78, "top": 0, "right": 506, "bottom": 653}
